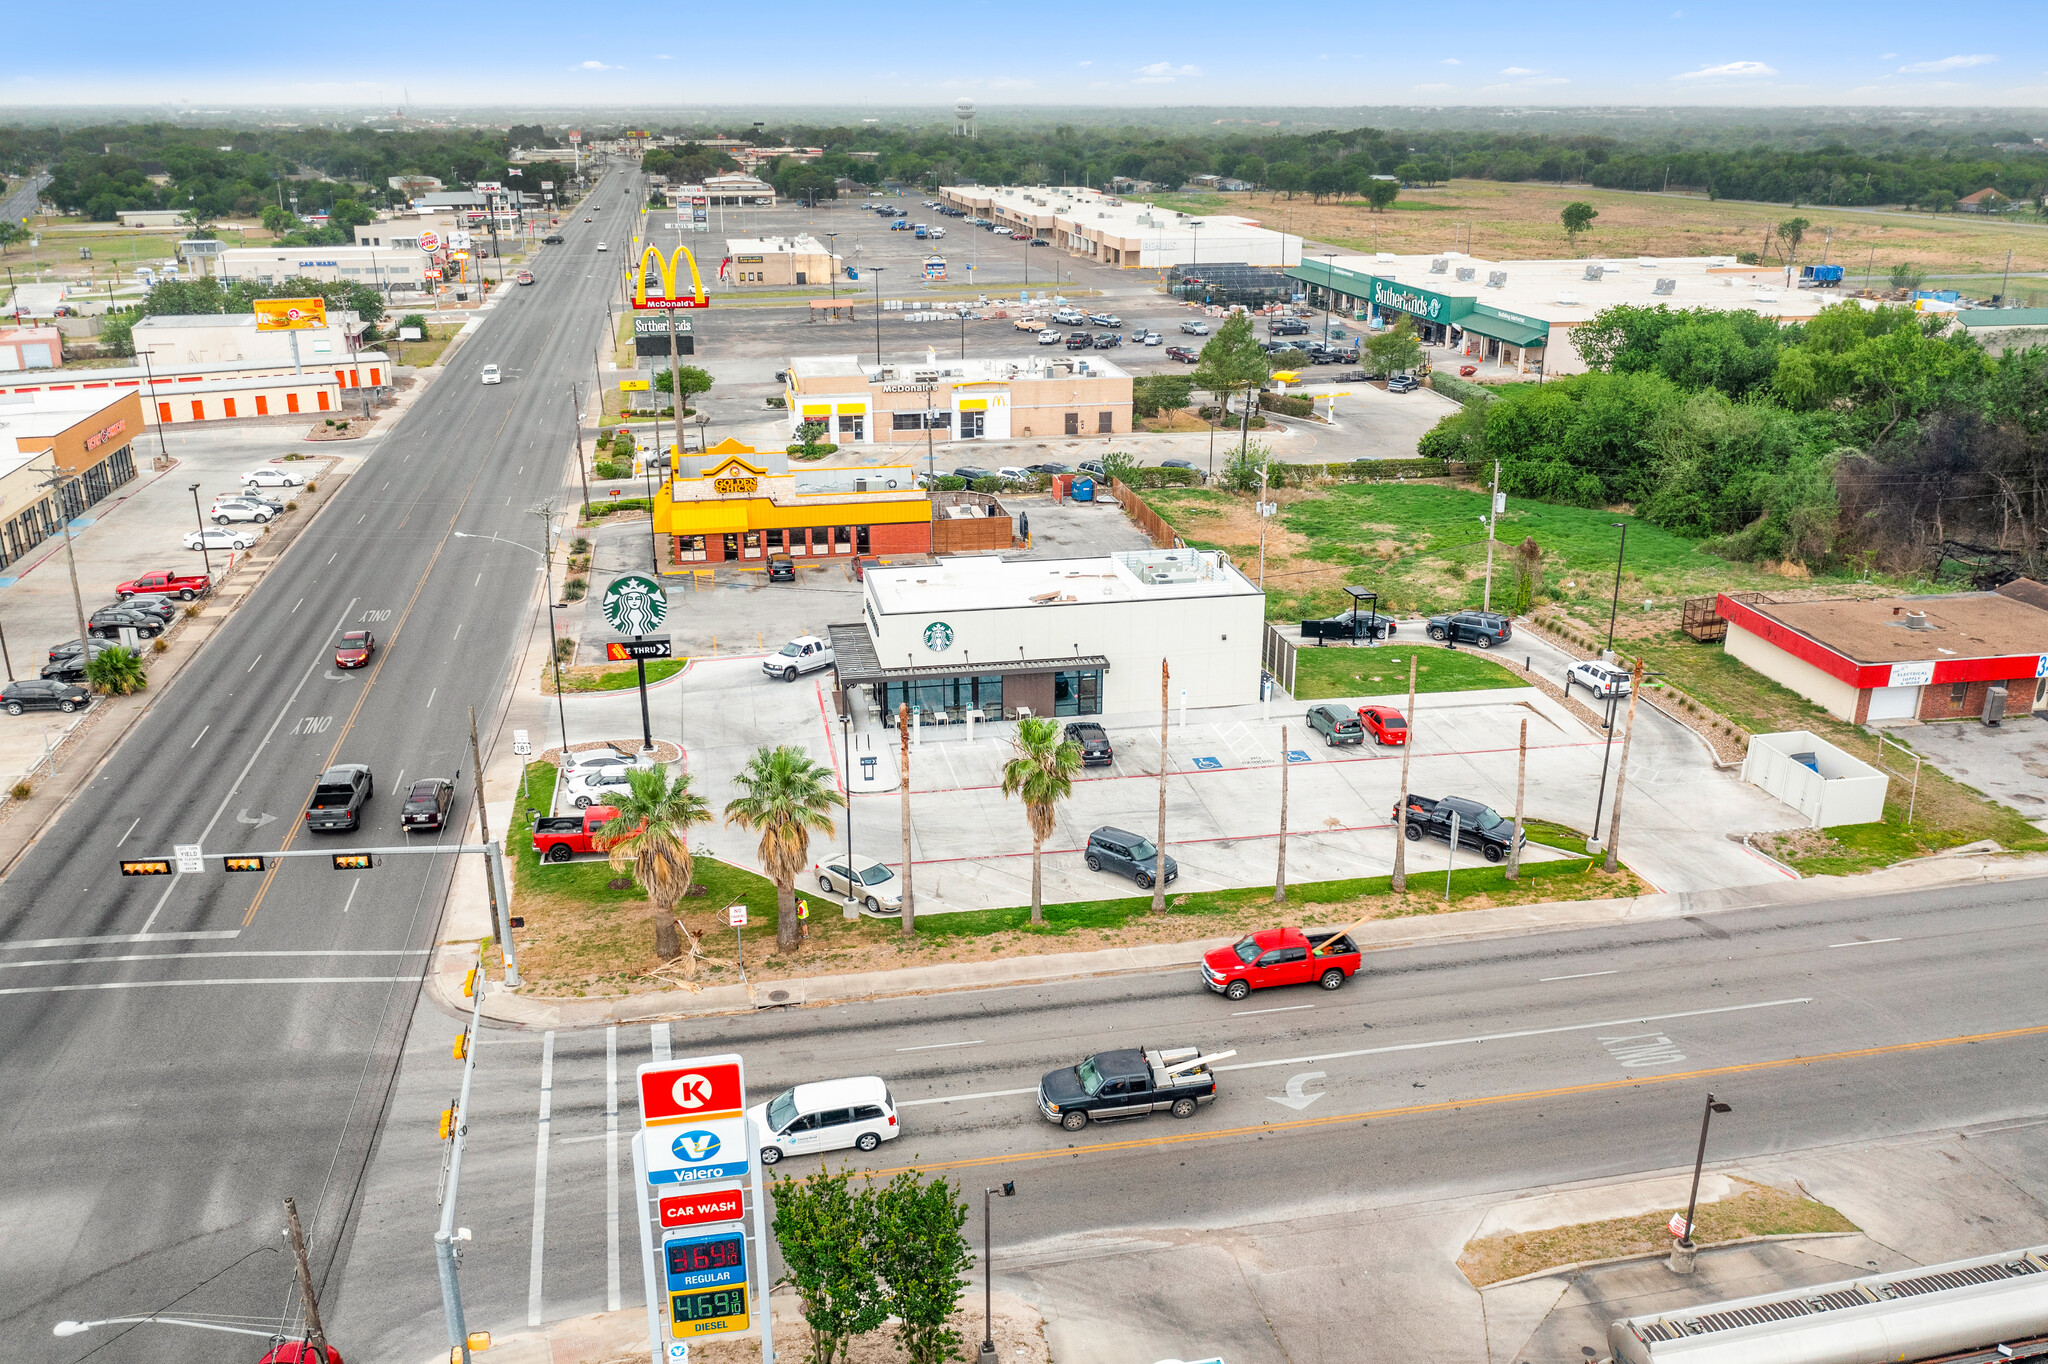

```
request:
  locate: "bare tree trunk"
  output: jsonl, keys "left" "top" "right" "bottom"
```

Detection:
{"left": 1152, "top": 659, "right": 1169, "bottom": 913}
{"left": 775, "top": 878, "right": 798, "bottom": 954}
{"left": 1030, "top": 832, "right": 1044, "bottom": 925}
{"left": 898, "top": 704, "right": 916, "bottom": 937}
{"left": 1505, "top": 718, "right": 1527, "bottom": 881}
{"left": 1275, "top": 723, "right": 1289, "bottom": 902}
{"left": 1604, "top": 660, "right": 1647, "bottom": 874}
{"left": 655, "top": 902, "right": 681, "bottom": 959}
{"left": 1391, "top": 655, "right": 1417, "bottom": 893}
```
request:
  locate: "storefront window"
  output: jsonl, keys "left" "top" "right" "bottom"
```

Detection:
{"left": 881, "top": 674, "right": 1007, "bottom": 720}
{"left": 855, "top": 525, "right": 871, "bottom": 553}
{"left": 1053, "top": 670, "right": 1102, "bottom": 716}
{"left": 765, "top": 528, "right": 784, "bottom": 548}
{"left": 834, "top": 525, "right": 851, "bottom": 548}
{"left": 675, "top": 535, "right": 707, "bottom": 563}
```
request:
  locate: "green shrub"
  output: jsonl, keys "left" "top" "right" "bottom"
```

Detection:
{"left": 1260, "top": 392, "right": 1315, "bottom": 418}
{"left": 85, "top": 647, "right": 148, "bottom": 696}
{"left": 563, "top": 578, "right": 588, "bottom": 601}
{"left": 1428, "top": 372, "right": 1499, "bottom": 407}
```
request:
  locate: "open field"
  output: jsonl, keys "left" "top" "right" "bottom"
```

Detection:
{"left": 2, "top": 217, "right": 284, "bottom": 286}
{"left": 1152, "top": 181, "right": 2048, "bottom": 279}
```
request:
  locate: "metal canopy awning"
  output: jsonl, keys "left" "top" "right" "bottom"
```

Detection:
{"left": 1458, "top": 311, "right": 1548, "bottom": 348}
{"left": 827, "top": 624, "right": 1110, "bottom": 686}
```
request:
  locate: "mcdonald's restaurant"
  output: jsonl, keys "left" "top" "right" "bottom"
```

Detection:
{"left": 652, "top": 438, "right": 933, "bottom": 568}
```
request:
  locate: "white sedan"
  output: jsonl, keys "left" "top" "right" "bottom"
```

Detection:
{"left": 481, "top": 364, "right": 501, "bottom": 385}
{"left": 813, "top": 855, "right": 904, "bottom": 914}
{"left": 242, "top": 466, "right": 306, "bottom": 488}
{"left": 210, "top": 498, "right": 276, "bottom": 524}
{"left": 596, "top": 241, "right": 608, "bottom": 252}
{"left": 1565, "top": 659, "right": 1633, "bottom": 701}
{"left": 184, "top": 527, "right": 257, "bottom": 551}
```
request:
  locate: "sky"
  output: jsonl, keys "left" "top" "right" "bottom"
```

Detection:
{"left": 6, "top": 0, "right": 2048, "bottom": 110}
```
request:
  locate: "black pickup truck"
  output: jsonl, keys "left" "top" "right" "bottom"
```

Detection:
{"left": 305, "top": 764, "right": 374, "bottom": 832}
{"left": 1037, "top": 1045, "right": 1231, "bottom": 1131}
{"left": 1393, "top": 792, "right": 1521, "bottom": 863}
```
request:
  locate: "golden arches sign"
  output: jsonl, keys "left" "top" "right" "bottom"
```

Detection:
{"left": 634, "top": 244, "right": 709, "bottom": 310}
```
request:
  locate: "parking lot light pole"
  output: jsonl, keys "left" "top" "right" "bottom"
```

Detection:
{"left": 188, "top": 483, "right": 213, "bottom": 580}
{"left": 1670, "top": 1094, "right": 1733, "bottom": 1273}
{"left": 824, "top": 232, "right": 837, "bottom": 302}
{"left": 1604, "top": 519, "right": 1628, "bottom": 660}
{"left": 1320, "top": 252, "right": 1336, "bottom": 350}
{"left": 869, "top": 266, "right": 887, "bottom": 366}
{"left": 978, "top": 1182, "right": 1016, "bottom": 1364}
{"left": 839, "top": 709, "right": 858, "bottom": 918}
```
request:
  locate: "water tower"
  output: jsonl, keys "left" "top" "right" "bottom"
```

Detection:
{"left": 954, "top": 98, "right": 976, "bottom": 138}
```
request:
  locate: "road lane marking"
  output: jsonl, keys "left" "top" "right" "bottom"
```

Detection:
{"left": 1233, "top": 1005, "right": 1316, "bottom": 1017}
{"left": 529, "top": 1031, "right": 555, "bottom": 1327}
{"left": 1542, "top": 970, "right": 1619, "bottom": 982}
{"left": 118, "top": 818, "right": 139, "bottom": 847}
{"left": 607, "top": 1023, "right": 621, "bottom": 1312}
{"left": 189, "top": 725, "right": 209, "bottom": 749}
{"left": 293, "top": 598, "right": 303, "bottom": 612}
{"left": 897, "top": 1040, "right": 986, "bottom": 1052}
{"left": 0, "top": 976, "right": 426, "bottom": 996}
{"left": 865, "top": 1019, "right": 2048, "bottom": 1178}
{"left": 2, "top": 948, "right": 429, "bottom": 969}
{"left": 651, "top": 1022, "right": 670, "bottom": 1062}
{"left": 248, "top": 655, "right": 262, "bottom": 672}
{"left": 1, "top": 930, "right": 240, "bottom": 951}
{"left": 1601, "top": 1032, "right": 1687, "bottom": 1069}
{"left": 1830, "top": 938, "right": 1901, "bottom": 949}
{"left": 427, "top": 688, "right": 437, "bottom": 708}
{"left": 341, "top": 878, "right": 361, "bottom": 915}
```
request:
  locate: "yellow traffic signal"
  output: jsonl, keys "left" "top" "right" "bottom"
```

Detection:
{"left": 463, "top": 968, "right": 477, "bottom": 998}
{"left": 453, "top": 1031, "right": 469, "bottom": 1060}
{"left": 438, "top": 1107, "right": 456, "bottom": 1140}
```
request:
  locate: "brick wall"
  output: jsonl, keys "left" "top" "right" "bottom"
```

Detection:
{"left": 1917, "top": 676, "right": 2020, "bottom": 721}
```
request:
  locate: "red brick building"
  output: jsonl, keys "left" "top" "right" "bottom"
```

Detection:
{"left": 1718, "top": 589, "right": 2048, "bottom": 724}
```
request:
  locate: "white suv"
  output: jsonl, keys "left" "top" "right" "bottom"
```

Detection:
{"left": 764, "top": 635, "right": 835, "bottom": 682}
{"left": 210, "top": 497, "right": 277, "bottom": 524}
{"left": 1565, "top": 659, "right": 1633, "bottom": 701}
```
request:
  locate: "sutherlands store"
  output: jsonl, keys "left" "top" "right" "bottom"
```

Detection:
{"left": 652, "top": 439, "right": 933, "bottom": 568}
{"left": 0, "top": 389, "right": 144, "bottom": 570}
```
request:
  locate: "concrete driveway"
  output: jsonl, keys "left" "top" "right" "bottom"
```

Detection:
{"left": 1886, "top": 711, "right": 2048, "bottom": 830}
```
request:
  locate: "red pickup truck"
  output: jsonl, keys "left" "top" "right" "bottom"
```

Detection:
{"left": 116, "top": 569, "right": 211, "bottom": 601}
{"left": 533, "top": 806, "right": 622, "bottom": 862}
{"left": 1201, "top": 926, "right": 1362, "bottom": 1000}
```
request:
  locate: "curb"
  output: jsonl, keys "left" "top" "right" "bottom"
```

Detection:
{"left": 1473, "top": 1230, "right": 1861, "bottom": 1293}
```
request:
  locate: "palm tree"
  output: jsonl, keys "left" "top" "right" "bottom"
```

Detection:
{"left": 84, "top": 647, "right": 148, "bottom": 697}
{"left": 999, "top": 716, "right": 1082, "bottom": 925}
{"left": 724, "top": 745, "right": 843, "bottom": 954}
{"left": 597, "top": 767, "right": 713, "bottom": 966}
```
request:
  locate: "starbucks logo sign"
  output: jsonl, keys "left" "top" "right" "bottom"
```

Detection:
{"left": 603, "top": 573, "right": 669, "bottom": 636}
{"left": 923, "top": 621, "right": 955, "bottom": 653}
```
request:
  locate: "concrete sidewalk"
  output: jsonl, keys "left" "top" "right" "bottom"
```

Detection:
{"left": 444, "top": 842, "right": 2048, "bottom": 1030}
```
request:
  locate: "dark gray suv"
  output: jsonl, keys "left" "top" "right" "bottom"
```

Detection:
{"left": 1084, "top": 826, "right": 1178, "bottom": 890}
{"left": 1426, "top": 610, "right": 1512, "bottom": 648}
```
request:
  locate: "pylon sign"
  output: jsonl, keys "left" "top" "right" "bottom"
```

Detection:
{"left": 631, "top": 1053, "right": 766, "bottom": 1359}
{"left": 634, "top": 244, "right": 709, "bottom": 310}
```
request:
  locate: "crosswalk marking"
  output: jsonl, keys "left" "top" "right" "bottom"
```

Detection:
{"left": 528, "top": 1032, "right": 556, "bottom": 1327}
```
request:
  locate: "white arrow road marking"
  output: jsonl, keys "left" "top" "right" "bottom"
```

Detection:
{"left": 236, "top": 809, "right": 276, "bottom": 827}
{"left": 325, "top": 670, "right": 349, "bottom": 681}
{"left": 1270, "top": 1071, "right": 1327, "bottom": 1111}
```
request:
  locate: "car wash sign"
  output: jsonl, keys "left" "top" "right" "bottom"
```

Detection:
{"left": 634, "top": 1053, "right": 758, "bottom": 1349}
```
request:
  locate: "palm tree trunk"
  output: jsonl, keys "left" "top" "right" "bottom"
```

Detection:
{"left": 775, "top": 878, "right": 799, "bottom": 954}
{"left": 654, "top": 900, "right": 680, "bottom": 960}
{"left": 1030, "top": 834, "right": 1044, "bottom": 925}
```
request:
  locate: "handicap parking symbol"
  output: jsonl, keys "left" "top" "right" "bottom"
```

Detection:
{"left": 1192, "top": 756, "right": 1222, "bottom": 770}
{"left": 1287, "top": 750, "right": 1312, "bottom": 763}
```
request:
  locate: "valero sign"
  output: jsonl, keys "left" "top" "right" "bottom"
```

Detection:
{"left": 635, "top": 244, "right": 710, "bottom": 310}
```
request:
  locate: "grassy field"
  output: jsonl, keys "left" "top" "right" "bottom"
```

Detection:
{"left": 1293, "top": 643, "right": 1526, "bottom": 699}
{"left": 391, "top": 322, "right": 465, "bottom": 370}
{"left": 1149, "top": 182, "right": 2048, "bottom": 278}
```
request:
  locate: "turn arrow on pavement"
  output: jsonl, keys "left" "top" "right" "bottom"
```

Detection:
{"left": 1269, "top": 1071, "right": 1327, "bottom": 1111}
{"left": 236, "top": 809, "right": 277, "bottom": 828}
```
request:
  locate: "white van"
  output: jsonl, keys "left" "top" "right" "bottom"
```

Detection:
{"left": 751, "top": 1077, "right": 899, "bottom": 1165}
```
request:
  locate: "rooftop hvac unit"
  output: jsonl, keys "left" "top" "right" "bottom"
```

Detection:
{"left": 1429, "top": 257, "right": 1450, "bottom": 274}
{"left": 1376, "top": 252, "right": 1396, "bottom": 262}
{"left": 1456, "top": 267, "right": 1476, "bottom": 282}
{"left": 1653, "top": 278, "right": 1677, "bottom": 295}
{"left": 1486, "top": 271, "right": 1507, "bottom": 288}
{"left": 1556, "top": 291, "right": 1582, "bottom": 306}
{"left": 1583, "top": 264, "right": 1606, "bottom": 282}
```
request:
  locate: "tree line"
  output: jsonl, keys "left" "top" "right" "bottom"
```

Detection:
{"left": 1418, "top": 303, "right": 2048, "bottom": 576}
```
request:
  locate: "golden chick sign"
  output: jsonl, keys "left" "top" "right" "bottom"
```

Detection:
{"left": 634, "top": 244, "right": 709, "bottom": 310}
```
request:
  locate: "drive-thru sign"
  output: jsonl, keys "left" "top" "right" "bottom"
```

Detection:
{"left": 631, "top": 1053, "right": 771, "bottom": 1362}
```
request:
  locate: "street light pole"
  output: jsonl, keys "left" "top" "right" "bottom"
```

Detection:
{"left": 531, "top": 504, "right": 571, "bottom": 757}
{"left": 825, "top": 232, "right": 838, "bottom": 302}
{"left": 1321, "top": 251, "right": 1336, "bottom": 350}
{"left": 869, "top": 266, "right": 887, "bottom": 366}
{"left": 188, "top": 483, "right": 213, "bottom": 581}
{"left": 978, "top": 1182, "right": 1016, "bottom": 1364}
{"left": 1670, "top": 1093, "right": 1733, "bottom": 1273}
{"left": 839, "top": 710, "right": 858, "bottom": 918}
{"left": 1604, "top": 519, "right": 1629, "bottom": 660}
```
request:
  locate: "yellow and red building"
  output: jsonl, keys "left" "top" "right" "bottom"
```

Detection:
{"left": 652, "top": 439, "right": 932, "bottom": 568}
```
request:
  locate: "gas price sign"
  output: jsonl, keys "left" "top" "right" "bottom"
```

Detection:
{"left": 670, "top": 1284, "right": 749, "bottom": 1338}
{"left": 664, "top": 1229, "right": 747, "bottom": 1289}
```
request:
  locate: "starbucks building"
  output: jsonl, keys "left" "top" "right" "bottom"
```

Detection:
{"left": 826, "top": 548, "right": 1264, "bottom": 723}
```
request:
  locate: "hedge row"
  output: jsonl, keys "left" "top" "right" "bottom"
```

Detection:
{"left": 1427, "top": 373, "right": 1499, "bottom": 407}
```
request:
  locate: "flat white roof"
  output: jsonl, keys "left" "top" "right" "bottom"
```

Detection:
{"left": 789, "top": 353, "right": 1131, "bottom": 382}
{"left": 867, "top": 550, "right": 1259, "bottom": 615}
{"left": 1321, "top": 251, "right": 1833, "bottom": 326}
{"left": 725, "top": 234, "right": 833, "bottom": 255}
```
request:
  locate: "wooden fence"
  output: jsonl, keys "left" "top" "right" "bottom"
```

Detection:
{"left": 1111, "top": 478, "right": 1180, "bottom": 549}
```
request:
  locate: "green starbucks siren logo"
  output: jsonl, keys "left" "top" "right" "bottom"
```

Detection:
{"left": 923, "top": 621, "right": 954, "bottom": 652}
{"left": 603, "top": 573, "right": 669, "bottom": 636}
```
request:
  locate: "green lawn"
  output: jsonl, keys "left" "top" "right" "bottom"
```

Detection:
{"left": 554, "top": 659, "right": 687, "bottom": 693}
{"left": 1292, "top": 642, "right": 1528, "bottom": 699}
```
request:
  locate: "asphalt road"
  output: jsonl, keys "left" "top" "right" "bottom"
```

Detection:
{"left": 0, "top": 168, "right": 632, "bottom": 1363}
{"left": 335, "top": 870, "right": 2048, "bottom": 1359}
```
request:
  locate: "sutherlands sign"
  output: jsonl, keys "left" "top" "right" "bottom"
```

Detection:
{"left": 1368, "top": 279, "right": 1472, "bottom": 323}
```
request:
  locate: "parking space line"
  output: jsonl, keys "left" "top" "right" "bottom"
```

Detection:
{"left": 1541, "top": 970, "right": 1618, "bottom": 982}
{"left": 1232, "top": 1004, "right": 1315, "bottom": 1017}
{"left": 1830, "top": 938, "right": 1901, "bottom": 948}
{"left": 897, "top": 1040, "right": 985, "bottom": 1052}
{"left": 651, "top": 1022, "right": 670, "bottom": 1062}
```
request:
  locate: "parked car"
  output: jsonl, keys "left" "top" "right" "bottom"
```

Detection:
{"left": 1013, "top": 317, "right": 1046, "bottom": 331}
{"left": 1394, "top": 792, "right": 1523, "bottom": 863}
{"left": 1425, "top": 610, "right": 1512, "bottom": 648}
{"left": 1159, "top": 458, "right": 1204, "bottom": 481}
{"left": 568, "top": 768, "right": 635, "bottom": 808}
{"left": 532, "top": 805, "right": 622, "bottom": 861}
{"left": 1052, "top": 308, "right": 1086, "bottom": 325}
{"left": 1064, "top": 721, "right": 1113, "bottom": 766}
{"left": 1386, "top": 375, "right": 1419, "bottom": 393}
{"left": 766, "top": 556, "right": 796, "bottom": 582}
{"left": 1029, "top": 239, "right": 1049, "bottom": 246}
{"left": 1087, "top": 313, "right": 1122, "bottom": 328}
{"left": 1038, "top": 330, "right": 1064, "bottom": 346}
{"left": 1, "top": 679, "right": 92, "bottom": 716}
{"left": 566, "top": 745, "right": 658, "bottom": 777}
{"left": 1333, "top": 370, "right": 1370, "bottom": 383}
{"left": 401, "top": 778, "right": 455, "bottom": 831}
{"left": 181, "top": 526, "right": 247, "bottom": 550}
{"left": 121, "top": 597, "right": 178, "bottom": 625}
{"left": 813, "top": 855, "right": 903, "bottom": 914}
{"left": 1084, "top": 826, "right": 1176, "bottom": 889}
{"left": 1565, "top": 659, "right": 1633, "bottom": 701}
{"left": 1306, "top": 703, "right": 1366, "bottom": 746}
{"left": 242, "top": 467, "right": 306, "bottom": 488}
{"left": 210, "top": 498, "right": 276, "bottom": 525}
{"left": 763, "top": 634, "right": 835, "bottom": 682}
{"left": 1357, "top": 705, "right": 1408, "bottom": 745}
{"left": 334, "top": 630, "right": 374, "bottom": 668}
{"left": 87, "top": 606, "right": 164, "bottom": 639}
{"left": 304, "top": 764, "right": 373, "bottom": 833}
{"left": 1077, "top": 459, "right": 1107, "bottom": 479}
{"left": 1141, "top": 331, "right": 1164, "bottom": 346}
{"left": 1180, "top": 321, "right": 1211, "bottom": 335}
{"left": 1037, "top": 1046, "right": 1219, "bottom": 1130}
{"left": 752, "top": 1076, "right": 900, "bottom": 1164}
{"left": 1010, "top": 231, "right": 1031, "bottom": 241}
{"left": 1269, "top": 319, "right": 1310, "bottom": 336}
{"left": 481, "top": 364, "right": 502, "bottom": 385}
{"left": 46, "top": 637, "right": 118, "bottom": 663}
{"left": 1093, "top": 333, "right": 1122, "bottom": 349}
{"left": 1201, "top": 926, "right": 1362, "bottom": 1000}
{"left": 996, "top": 466, "right": 1031, "bottom": 484}
{"left": 1025, "top": 461, "right": 1072, "bottom": 475}
{"left": 1165, "top": 345, "right": 1199, "bottom": 363}
{"left": 951, "top": 466, "right": 996, "bottom": 483}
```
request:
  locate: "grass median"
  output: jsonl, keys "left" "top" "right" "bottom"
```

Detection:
{"left": 505, "top": 758, "right": 1638, "bottom": 997}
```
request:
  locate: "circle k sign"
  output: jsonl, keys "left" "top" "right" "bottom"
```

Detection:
{"left": 640, "top": 1055, "right": 744, "bottom": 1125}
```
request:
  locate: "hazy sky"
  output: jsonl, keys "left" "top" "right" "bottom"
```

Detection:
{"left": 7, "top": 0, "right": 2047, "bottom": 109}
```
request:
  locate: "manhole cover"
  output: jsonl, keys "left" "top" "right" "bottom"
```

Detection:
{"left": 754, "top": 981, "right": 806, "bottom": 1008}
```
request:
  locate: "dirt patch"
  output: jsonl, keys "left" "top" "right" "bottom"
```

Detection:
{"left": 305, "top": 417, "right": 377, "bottom": 441}
{"left": 1138, "top": 408, "right": 1214, "bottom": 433}
{"left": 586, "top": 1294, "right": 1049, "bottom": 1364}
{"left": 1458, "top": 1179, "right": 1858, "bottom": 1288}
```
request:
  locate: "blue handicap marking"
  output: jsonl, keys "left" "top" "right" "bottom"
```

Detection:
{"left": 1192, "top": 756, "right": 1221, "bottom": 770}
{"left": 1287, "top": 750, "right": 1312, "bottom": 764}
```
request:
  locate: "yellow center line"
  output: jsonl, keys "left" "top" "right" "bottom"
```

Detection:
{"left": 860, "top": 1020, "right": 2048, "bottom": 1179}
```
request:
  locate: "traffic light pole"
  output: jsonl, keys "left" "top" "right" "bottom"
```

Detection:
{"left": 437, "top": 954, "right": 492, "bottom": 1364}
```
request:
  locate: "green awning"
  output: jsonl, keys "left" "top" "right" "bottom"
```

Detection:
{"left": 1458, "top": 309, "right": 1549, "bottom": 348}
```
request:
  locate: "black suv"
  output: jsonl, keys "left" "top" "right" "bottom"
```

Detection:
{"left": 542, "top": 233, "right": 565, "bottom": 244}
{"left": 1084, "top": 826, "right": 1177, "bottom": 889}
{"left": 951, "top": 466, "right": 996, "bottom": 484}
{"left": 402, "top": 777, "right": 454, "bottom": 831}
{"left": 1427, "top": 610, "right": 1512, "bottom": 648}
{"left": 1305, "top": 704, "right": 1365, "bottom": 746}
{"left": 766, "top": 556, "right": 796, "bottom": 582}
{"left": 88, "top": 605, "right": 165, "bottom": 639}
{"left": 1065, "top": 722, "right": 1113, "bottom": 767}
{"left": 2, "top": 679, "right": 91, "bottom": 715}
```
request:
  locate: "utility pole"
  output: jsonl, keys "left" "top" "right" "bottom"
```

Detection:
{"left": 896, "top": 703, "right": 915, "bottom": 935}
{"left": 282, "top": 1197, "right": 331, "bottom": 1357}
{"left": 466, "top": 705, "right": 514, "bottom": 983}
{"left": 532, "top": 503, "right": 570, "bottom": 759}
{"left": 1506, "top": 718, "right": 1526, "bottom": 881}
{"left": 1390, "top": 654, "right": 1417, "bottom": 893}
{"left": 1603, "top": 657, "right": 1646, "bottom": 874}
{"left": 1481, "top": 459, "right": 1501, "bottom": 613}
{"left": 1274, "top": 723, "right": 1289, "bottom": 902}
{"left": 570, "top": 383, "right": 590, "bottom": 510}
{"left": 35, "top": 467, "right": 93, "bottom": 669}
{"left": 1152, "top": 659, "right": 1169, "bottom": 915}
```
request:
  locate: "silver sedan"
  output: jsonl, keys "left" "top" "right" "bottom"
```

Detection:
{"left": 812, "top": 856, "right": 903, "bottom": 914}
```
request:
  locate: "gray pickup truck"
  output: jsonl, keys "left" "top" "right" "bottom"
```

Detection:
{"left": 305, "top": 764, "right": 373, "bottom": 832}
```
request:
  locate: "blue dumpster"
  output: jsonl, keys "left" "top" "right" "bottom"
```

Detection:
{"left": 1071, "top": 476, "right": 1095, "bottom": 503}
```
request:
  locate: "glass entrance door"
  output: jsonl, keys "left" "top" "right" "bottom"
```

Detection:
{"left": 960, "top": 411, "right": 985, "bottom": 438}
